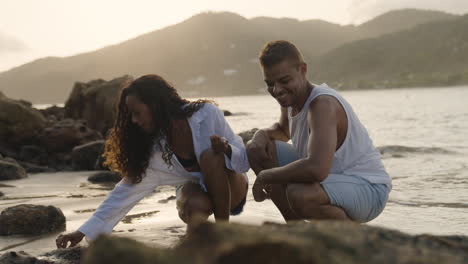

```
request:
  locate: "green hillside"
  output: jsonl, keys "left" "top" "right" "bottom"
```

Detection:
{"left": 0, "top": 9, "right": 458, "bottom": 103}
{"left": 312, "top": 14, "right": 468, "bottom": 89}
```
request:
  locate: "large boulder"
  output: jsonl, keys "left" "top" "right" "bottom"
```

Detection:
{"left": 71, "top": 140, "right": 105, "bottom": 171}
{"left": 38, "top": 119, "right": 102, "bottom": 153}
{"left": 64, "top": 75, "right": 133, "bottom": 136}
{"left": 0, "top": 160, "right": 27, "bottom": 180}
{"left": 17, "top": 160, "right": 55, "bottom": 173}
{"left": 0, "top": 204, "right": 65, "bottom": 235}
{"left": 0, "top": 91, "right": 46, "bottom": 146}
{"left": 82, "top": 221, "right": 468, "bottom": 264}
{"left": 19, "top": 145, "right": 47, "bottom": 164}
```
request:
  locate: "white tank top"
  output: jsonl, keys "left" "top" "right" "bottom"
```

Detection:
{"left": 288, "top": 83, "right": 391, "bottom": 185}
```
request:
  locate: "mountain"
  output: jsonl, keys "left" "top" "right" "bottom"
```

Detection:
{"left": 0, "top": 9, "right": 458, "bottom": 103}
{"left": 312, "top": 13, "right": 468, "bottom": 89}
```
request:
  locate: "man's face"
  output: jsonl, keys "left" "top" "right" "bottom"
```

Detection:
{"left": 262, "top": 60, "right": 307, "bottom": 108}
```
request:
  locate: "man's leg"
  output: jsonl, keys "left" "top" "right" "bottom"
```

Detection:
{"left": 247, "top": 140, "right": 302, "bottom": 222}
{"left": 199, "top": 148, "right": 247, "bottom": 222}
{"left": 286, "top": 183, "right": 350, "bottom": 220}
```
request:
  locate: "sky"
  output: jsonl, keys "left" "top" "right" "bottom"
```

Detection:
{"left": 1, "top": 0, "right": 468, "bottom": 72}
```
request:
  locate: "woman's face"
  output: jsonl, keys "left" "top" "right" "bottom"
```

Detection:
{"left": 125, "top": 94, "right": 155, "bottom": 134}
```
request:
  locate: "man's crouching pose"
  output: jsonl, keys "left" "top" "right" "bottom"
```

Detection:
{"left": 247, "top": 40, "right": 392, "bottom": 222}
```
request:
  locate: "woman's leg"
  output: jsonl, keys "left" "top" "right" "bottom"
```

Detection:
{"left": 199, "top": 148, "right": 248, "bottom": 222}
{"left": 176, "top": 182, "right": 213, "bottom": 230}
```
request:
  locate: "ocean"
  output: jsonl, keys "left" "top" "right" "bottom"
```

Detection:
{"left": 215, "top": 85, "right": 468, "bottom": 235}
{"left": 1, "top": 85, "right": 467, "bottom": 255}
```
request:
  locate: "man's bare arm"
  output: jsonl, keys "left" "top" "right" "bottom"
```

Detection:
{"left": 258, "top": 96, "right": 338, "bottom": 184}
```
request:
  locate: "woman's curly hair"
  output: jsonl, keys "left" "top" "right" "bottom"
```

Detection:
{"left": 103, "top": 74, "right": 213, "bottom": 184}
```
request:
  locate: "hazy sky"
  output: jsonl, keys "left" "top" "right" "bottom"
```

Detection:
{"left": 1, "top": 0, "right": 468, "bottom": 72}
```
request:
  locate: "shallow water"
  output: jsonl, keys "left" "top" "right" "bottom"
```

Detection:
{"left": 1, "top": 86, "right": 467, "bottom": 255}
{"left": 215, "top": 86, "right": 468, "bottom": 236}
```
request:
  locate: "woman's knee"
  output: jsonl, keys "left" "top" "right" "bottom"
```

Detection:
{"left": 199, "top": 148, "right": 224, "bottom": 170}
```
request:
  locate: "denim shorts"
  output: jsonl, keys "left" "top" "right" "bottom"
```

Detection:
{"left": 275, "top": 140, "right": 389, "bottom": 223}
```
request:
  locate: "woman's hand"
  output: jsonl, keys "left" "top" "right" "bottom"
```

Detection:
{"left": 56, "top": 231, "right": 85, "bottom": 248}
{"left": 210, "top": 134, "right": 229, "bottom": 154}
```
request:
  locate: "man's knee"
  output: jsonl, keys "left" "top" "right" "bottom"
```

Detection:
{"left": 246, "top": 140, "right": 274, "bottom": 172}
{"left": 286, "top": 183, "right": 322, "bottom": 216}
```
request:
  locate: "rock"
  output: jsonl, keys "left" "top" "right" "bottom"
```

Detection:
{"left": 71, "top": 140, "right": 105, "bottom": 171}
{"left": 94, "top": 150, "right": 107, "bottom": 170}
{"left": 19, "top": 145, "right": 47, "bottom": 164}
{"left": 223, "top": 110, "right": 232, "bottom": 116}
{"left": 0, "top": 160, "right": 27, "bottom": 180}
{"left": 46, "top": 152, "right": 74, "bottom": 172}
{"left": 0, "top": 94, "right": 46, "bottom": 146}
{"left": 0, "top": 251, "right": 50, "bottom": 264}
{"left": 87, "top": 171, "right": 121, "bottom": 183}
{"left": 38, "top": 105, "right": 65, "bottom": 122}
{"left": 17, "top": 161, "right": 55, "bottom": 173}
{"left": 38, "top": 119, "right": 102, "bottom": 153}
{"left": 42, "top": 247, "right": 83, "bottom": 264}
{"left": 18, "top": 100, "right": 33, "bottom": 108}
{"left": 83, "top": 236, "right": 169, "bottom": 264}
{"left": 0, "top": 191, "right": 3, "bottom": 197}
{"left": 0, "top": 247, "right": 83, "bottom": 264}
{"left": 65, "top": 75, "right": 133, "bottom": 136}
{"left": 0, "top": 204, "right": 65, "bottom": 235}
{"left": 0, "top": 143, "right": 20, "bottom": 160}
{"left": 3, "top": 157, "right": 19, "bottom": 164}
{"left": 238, "top": 128, "right": 258, "bottom": 144}
{"left": 82, "top": 221, "right": 468, "bottom": 264}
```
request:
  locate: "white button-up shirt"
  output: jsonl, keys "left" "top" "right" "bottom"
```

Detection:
{"left": 78, "top": 103, "right": 249, "bottom": 240}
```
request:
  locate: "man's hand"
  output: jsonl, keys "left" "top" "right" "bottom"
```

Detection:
{"left": 246, "top": 130, "right": 274, "bottom": 161}
{"left": 56, "top": 231, "right": 85, "bottom": 248}
{"left": 210, "top": 135, "right": 229, "bottom": 154}
{"left": 252, "top": 170, "right": 273, "bottom": 202}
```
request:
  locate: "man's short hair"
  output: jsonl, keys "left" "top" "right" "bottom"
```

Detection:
{"left": 259, "top": 40, "right": 305, "bottom": 68}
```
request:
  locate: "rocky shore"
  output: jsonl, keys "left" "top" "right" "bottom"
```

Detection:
{"left": 1, "top": 221, "right": 468, "bottom": 264}
{"left": 0, "top": 75, "right": 253, "bottom": 179}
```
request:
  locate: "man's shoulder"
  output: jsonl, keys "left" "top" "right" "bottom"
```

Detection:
{"left": 308, "top": 94, "right": 340, "bottom": 114}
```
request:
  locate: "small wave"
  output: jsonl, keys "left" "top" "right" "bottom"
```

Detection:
{"left": 378, "top": 145, "right": 456, "bottom": 158}
{"left": 389, "top": 200, "right": 468, "bottom": 209}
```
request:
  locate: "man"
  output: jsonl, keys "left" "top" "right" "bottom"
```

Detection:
{"left": 246, "top": 40, "right": 391, "bottom": 222}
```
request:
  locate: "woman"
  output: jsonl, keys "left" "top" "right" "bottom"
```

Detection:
{"left": 56, "top": 74, "right": 249, "bottom": 248}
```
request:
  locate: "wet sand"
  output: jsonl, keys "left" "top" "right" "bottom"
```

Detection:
{"left": 0, "top": 171, "right": 283, "bottom": 256}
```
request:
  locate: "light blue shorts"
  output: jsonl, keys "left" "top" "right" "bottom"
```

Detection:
{"left": 275, "top": 140, "right": 389, "bottom": 223}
